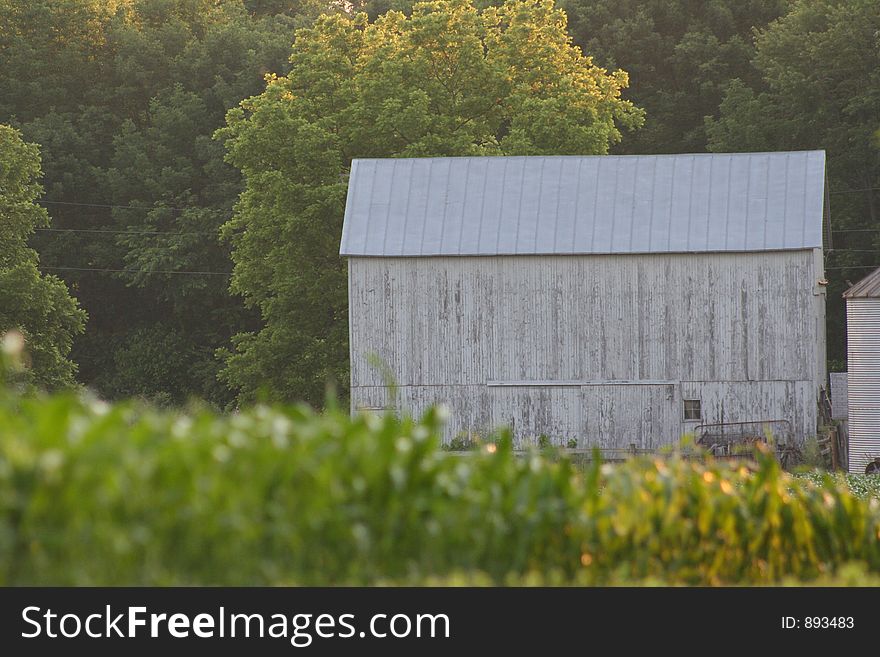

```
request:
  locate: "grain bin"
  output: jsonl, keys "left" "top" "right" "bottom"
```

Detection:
{"left": 844, "top": 267, "right": 880, "bottom": 474}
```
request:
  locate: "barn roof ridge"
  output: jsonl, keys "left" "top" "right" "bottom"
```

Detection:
{"left": 339, "top": 150, "right": 827, "bottom": 257}
{"left": 351, "top": 150, "right": 825, "bottom": 161}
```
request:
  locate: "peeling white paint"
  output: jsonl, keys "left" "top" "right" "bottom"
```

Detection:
{"left": 349, "top": 251, "right": 824, "bottom": 447}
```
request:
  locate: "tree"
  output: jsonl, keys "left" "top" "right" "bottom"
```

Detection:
{"left": 558, "top": 0, "right": 789, "bottom": 154}
{"left": 91, "top": 4, "right": 316, "bottom": 406}
{"left": 0, "top": 125, "right": 86, "bottom": 389}
{"left": 1, "top": 0, "right": 324, "bottom": 406}
{"left": 218, "top": 0, "right": 644, "bottom": 405}
{"left": 351, "top": 0, "right": 790, "bottom": 153}
{"left": 706, "top": 0, "right": 880, "bottom": 366}
{"left": 244, "top": 0, "right": 331, "bottom": 20}
{"left": 0, "top": 0, "right": 120, "bottom": 121}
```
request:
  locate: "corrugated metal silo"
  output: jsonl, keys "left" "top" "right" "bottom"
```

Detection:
{"left": 844, "top": 267, "right": 880, "bottom": 474}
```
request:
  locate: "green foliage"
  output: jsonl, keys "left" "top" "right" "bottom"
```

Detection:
{"left": 2, "top": 0, "right": 873, "bottom": 408}
{"left": 218, "top": 0, "right": 644, "bottom": 405}
{"left": 707, "top": 0, "right": 880, "bottom": 365}
{"left": 796, "top": 471, "right": 880, "bottom": 500}
{"left": 0, "top": 0, "right": 118, "bottom": 120}
{"left": 0, "top": 126, "right": 86, "bottom": 389}
{"left": 353, "top": 0, "right": 790, "bottom": 168}
{"left": 799, "top": 435, "right": 830, "bottom": 471}
{"left": 244, "top": 0, "right": 331, "bottom": 20}
{"left": 0, "top": 331, "right": 27, "bottom": 390}
{"left": 2, "top": 386, "right": 880, "bottom": 585}
{"left": 827, "top": 359, "right": 846, "bottom": 373}
{"left": 559, "top": 0, "right": 789, "bottom": 154}
{"left": 445, "top": 432, "right": 480, "bottom": 451}
{"left": 0, "top": 0, "right": 326, "bottom": 406}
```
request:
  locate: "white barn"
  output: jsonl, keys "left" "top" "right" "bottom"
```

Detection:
{"left": 341, "top": 152, "right": 828, "bottom": 449}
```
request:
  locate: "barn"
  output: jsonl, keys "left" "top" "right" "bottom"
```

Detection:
{"left": 340, "top": 151, "right": 828, "bottom": 450}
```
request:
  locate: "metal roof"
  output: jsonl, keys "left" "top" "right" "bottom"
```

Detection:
{"left": 339, "top": 151, "right": 826, "bottom": 257}
{"left": 844, "top": 267, "right": 880, "bottom": 299}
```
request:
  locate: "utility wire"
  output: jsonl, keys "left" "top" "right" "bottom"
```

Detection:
{"left": 34, "top": 227, "right": 217, "bottom": 236}
{"left": 40, "top": 263, "right": 873, "bottom": 276}
{"left": 37, "top": 200, "right": 227, "bottom": 212}
{"left": 40, "top": 266, "right": 232, "bottom": 277}
{"left": 21, "top": 183, "right": 880, "bottom": 213}
{"left": 829, "top": 187, "right": 880, "bottom": 195}
{"left": 34, "top": 226, "right": 877, "bottom": 237}
{"left": 33, "top": 183, "right": 880, "bottom": 207}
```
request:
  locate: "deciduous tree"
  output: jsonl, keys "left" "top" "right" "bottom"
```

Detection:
{"left": 218, "top": 0, "right": 644, "bottom": 404}
{"left": 559, "top": 0, "right": 789, "bottom": 153}
{"left": 0, "top": 126, "right": 86, "bottom": 388}
{"left": 706, "top": 0, "right": 880, "bottom": 365}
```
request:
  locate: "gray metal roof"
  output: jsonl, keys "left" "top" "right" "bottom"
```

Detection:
{"left": 844, "top": 266, "right": 880, "bottom": 298}
{"left": 339, "top": 151, "right": 826, "bottom": 256}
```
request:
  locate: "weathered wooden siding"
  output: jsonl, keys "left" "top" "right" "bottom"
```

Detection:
{"left": 680, "top": 380, "right": 817, "bottom": 442}
{"left": 349, "top": 251, "right": 823, "bottom": 446}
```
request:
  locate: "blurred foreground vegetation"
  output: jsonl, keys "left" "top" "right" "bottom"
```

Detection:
{"left": 1, "top": 367, "right": 879, "bottom": 585}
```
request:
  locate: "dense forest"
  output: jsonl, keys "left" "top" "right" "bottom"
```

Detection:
{"left": 1, "top": 0, "right": 878, "bottom": 406}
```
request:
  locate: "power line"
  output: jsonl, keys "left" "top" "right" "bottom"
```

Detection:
{"left": 38, "top": 200, "right": 226, "bottom": 213}
{"left": 31, "top": 223, "right": 879, "bottom": 249}
{"left": 40, "top": 266, "right": 232, "bottom": 277}
{"left": 33, "top": 226, "right": 879, "bottom": 238}
{"left": 45, "top": 261, "right": 869, "bottom": 276}
{"left": 34, "top": 227, "right": 217, "bottom": 236}
{"left": 829, "top": 187, "right": 880, "bottom": 195}
{"left": 23, "top": 180, "right": 880, "bottom": 213}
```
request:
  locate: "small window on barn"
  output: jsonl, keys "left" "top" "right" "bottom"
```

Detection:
{"left": 683, "top": 399, "right": 702, "bottom": 421}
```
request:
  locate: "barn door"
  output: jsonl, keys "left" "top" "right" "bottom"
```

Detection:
{"left": 580, "top": 383, "right": 680, "bottom": 451}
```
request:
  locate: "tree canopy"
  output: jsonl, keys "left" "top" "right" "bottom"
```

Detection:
{"left": 1, "top": 0, "right": 322, "bottom": 404}
{"left": 0, "top": 125, "right": 86, "bottom": 388}
{"left": 558, "top": 0, "right": 791, "bottom": 154}
{"left": 1, "top": 0, "right": 877, "bottom": 402}
{"left": 217, "top": 0, "right": 644, "bottom": 404}
{"left": 706, "top": 0, "right": 880, "bottom": 364}
{"left": 350, "top": 0, "right": 791, "bottom": 154}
